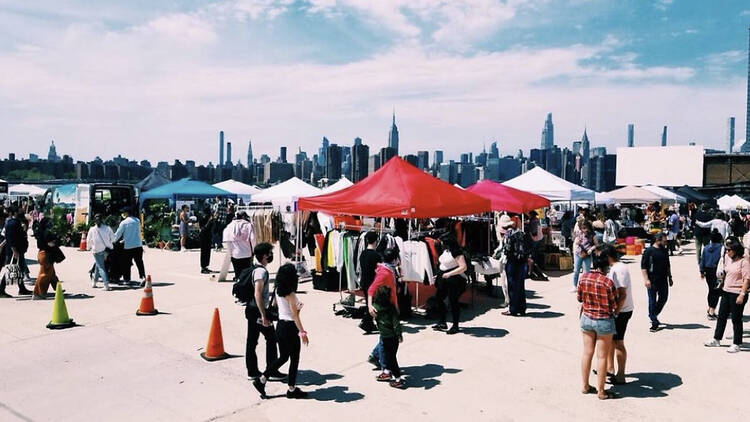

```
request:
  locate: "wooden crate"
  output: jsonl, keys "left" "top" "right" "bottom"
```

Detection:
{"left": 544, "top": 253, "right": 560, "bottom": 269}
{"left": 558, "top": 255, "right": 573, "bottom": 270}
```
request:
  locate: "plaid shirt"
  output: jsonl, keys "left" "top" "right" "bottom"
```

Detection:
{"left": 577, "top": 270, "right": 617, "bottom": 319}
{"left": 213, "top": 202, "right": 228, "bottom": 225}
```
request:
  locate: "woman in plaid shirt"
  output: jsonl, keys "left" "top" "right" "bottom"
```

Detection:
{"left": 577, "top": 245, "right": 618, "bottom": 400}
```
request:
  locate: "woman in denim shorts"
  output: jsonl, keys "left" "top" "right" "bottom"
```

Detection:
{"left": 577, "top": 245, "right": 618, "bottom": 400}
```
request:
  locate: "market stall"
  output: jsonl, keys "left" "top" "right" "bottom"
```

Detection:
{"left": 0, "top": 179, "right": 8, "bottom": 198}
{"left": 717, "top": 194, "right": 750, "bottom": 212}
{"left": 213, "top": 179, "right": 262, "bottom": 203}
{"left": 320, "top": 177, "right": 353, "bottom": 194}
{"left": 251, "top": 177, "right": 321, "bottom": 209}
{"left": 503, "top": 167, "right": 595, "bottom": 202}
{"left": 641, "top": 185, "right": 686, "bottom": 204}
{"left": 675, "top": 185, "right": 711, "bottom": 203}
{"left": 8, "top": 183, "right": 46, "bottom": 198}
{"left": 606, "top": 185, "right": 662, "bottom": 204}
{"left": 298, "top": 157, "right": 492, "bottom": 308}
{"left": 134, "top": 170, "right": 170, "bottom": 193}
{"left": 465, "top": 180, "right": 550, "bottom": 214}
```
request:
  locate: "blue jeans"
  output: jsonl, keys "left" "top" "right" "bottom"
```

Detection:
{"left": 572, "top": 255, "right": 591, "bottom": 288}
{"left": 505, "top": 261, "right": 527, "bottom": 315}
{"left": 647, "top": 281, "right": 669, "bottom": 325}
{"left": 371, "top": 339, "right": 386, "bottom": 368}
{"left": 93, "top": 252, "right": 108, "bottom": 285}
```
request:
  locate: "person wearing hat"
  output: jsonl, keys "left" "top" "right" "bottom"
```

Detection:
{"left": 113, "top": 206, "right": 147, "bottom": 287}
{"left": 224, "top": 211, "right": 255, "bottom": 279}
{"left": 493, "top": 214, "right": 516, "bottom": 307}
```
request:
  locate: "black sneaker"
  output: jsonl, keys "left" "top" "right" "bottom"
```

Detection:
{"left": 252, "top": 378, "right": 266, "bottom": 398}
{"left": 286, "top": 387, "right": 308, "bottom": 399}
{"left": 0, "top": 292, "right": 12, "bottom": 299}
{"left": 201, "top": 268, "right": 211, "bottom": 274}
{"left": 267, "top": 371, "right": 288, "bottom": 381}
{"left": 359, "top": 320, "right": 377, "bottom": 333}
{"left": 446, "top": 325, "right": 460, "bottom": 335}
{"left": 649, "top": 324, "right": 660, "bottom": 332}
{"left": 432, "top": 323, "right": 448, "bottom": 331}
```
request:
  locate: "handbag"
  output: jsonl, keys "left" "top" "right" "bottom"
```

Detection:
{"left": 1, "top": 256, "right": 23, "bottom": 286}
{"left": 265, "top": 282, "right": 279, "bottom": 322}
{"left": 94, "top": 227, "right": 113, "bottom": 257}
{"left": 48, "top": 246, "right": 66, "bottom": 264}
{"left": 715, "top": 248, "right": 727, "bottom": 290}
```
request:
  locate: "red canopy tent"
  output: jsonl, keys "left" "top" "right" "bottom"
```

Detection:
{"left": 466, "top": 180, "right": 550, "bottom": 214}
{"left": 298, "top": 157, "right": 491, "bottom": 217}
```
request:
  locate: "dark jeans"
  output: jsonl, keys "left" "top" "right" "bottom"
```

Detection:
{"left": 647, "top": 281, "right": 669, "bottom": 325}
{"left": 123, "top": 247, "right": 145, "bottom": 281}
{"left": 246, "top": 307, "right": 278, "bottom": 377}
{"left": 381, "top": 336, "right": 401, "bottom": 378}
{"left": 714, "top": 291, "right": 748, "bottom": 345}
{"left": 200, "top": 238, "right": 211, "bottom": 269}
{"left": 265, "top": 320, "right": 300, "bottom": 386}
{"left": 695, "top": 237, "right": 705, "bottom": 265}
{"left": 232, "top": 257, "right": 253, "bottom": 280}
{"left": 435, "top": 275, "right": 466, "bottom": 326}
{"left": 704, "top": 269, "right": 720, "bottom": 309}
{"left": 212, "top": 223, "right": 225, "bottom": 248}
{"left": 361, "top": 280, "right": 374, "bottom": 327}
{"left": 506, "top": 261, "right": 528, "bottom": 315}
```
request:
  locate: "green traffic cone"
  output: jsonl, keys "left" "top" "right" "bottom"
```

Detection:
{"left": 46, "top": 283, "right": 75, "bottom": 329}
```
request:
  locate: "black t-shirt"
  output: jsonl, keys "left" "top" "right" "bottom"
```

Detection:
{"left": 641, "top": 246, "right": 671, "bottom": 282}
{"left": 359, "top": 249, "right": 382, "bottom": 290}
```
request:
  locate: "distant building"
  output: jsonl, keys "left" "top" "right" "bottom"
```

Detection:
{"left": 379, "top": 147, "right": 396, "bottom": 166}
{"left": 581, "top": 129, "right": 591, "bottom": 165}
{"left": 484, "top": 157, "right": 500, "bottom": 181}
{"left": 458, "top": 163, "right": 477, "bottom": 187}
{"left": 661, "top": 126, "right": 668, "bottom": 147}
{"left": 260, "top": 154, "right": 271, "bottom": 164}
{"left": 29, "top": 153, "right": 39, "bottom": 162}
{"left": 318, "top": 137, "right": 329, "bottom": 167}
{"left": 403, "top": 154, "right": 418, "bottom": 167}
{"left": 47, "top": 140, "right": 60, "bottom": 162}
{"left": 247, "top": 140, "right": 253, "bottom": 166}
{"left": 590, "top": 154, "right": 617, "bottom": 192}
{"left": 433, "top": 150, "right": 444, "bottom": 168}
{"left": 489, "top": 141, "right": 499, "bottom": 159}
{"left": 218, "top": 131, "right": 224, "bottom": 169}
{"left": 279, "top": 146, "right": 287, "bottom": 163}
{"left": 368, "top": 155, "right": 381, "bottom": 175}
{"left": 627, "top": 124, "right": 634, "bottom": 148}
{"left": 352, "top": 143, "right": 369, "bottom": 182}
{"left": 226, "top": 142, "right": 232, "bottom": 167}
{"left": 325, "top": 144, "right": 342, "bottom": 181}
{"left": 388, "top": 111, "right": 399, "bottom": 155}
{"left": 264, "top": 162, "right": 294, "bottom": 184}
{"left": 417, "top": 151, "right": 429, "bottom": 170}
{"left": 541, "top": 113, "right": 554, "bottom": 149}
{"left": 438, "top": 161, "right": 457, "bottom": 184}
{"left": 727, "top": 117, "right": 735, "bottom": 153}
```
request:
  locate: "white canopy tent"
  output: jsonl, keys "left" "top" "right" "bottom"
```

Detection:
{"left": 8, "top": 183, "right": 47, "bottom": 197}
{"left": 251, "top": 177, "right": 322, "bottom": 208}
{"left": 641, "top": 185, "right": 686, "bottom": 204}
{"left": 717, "top": 195, "right": 750, "bottom": 211}
{"left": 212, "top": 180, "right": 262, "bottom": 202}
{"left": 503, "top": 167, "right": 595, "bottom": 202}
{"left": 606, "top": 186, "right": 662, "bottom": 204}
{"left": 319, "top": 177, "right": 353, "bottom": 194}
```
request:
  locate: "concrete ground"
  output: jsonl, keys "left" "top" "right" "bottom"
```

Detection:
{"left": 0, "top": 241, "right": 747, "bottom": 422}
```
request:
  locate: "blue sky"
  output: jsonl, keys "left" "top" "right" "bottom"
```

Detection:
{"left": 0, "top": 0, "right": 748, "bottom": 163}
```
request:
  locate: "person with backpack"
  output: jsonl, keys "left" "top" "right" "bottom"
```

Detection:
{"left": 641, "top": 233, "right": 672, "bottom": 332}
{"left": 432, "top": 236, "right": 468, "bottom": 334}
{"left": 253, "top": 264, "right": 309, "bottom": 399}
{"left": 502, "top": 225, "right": 532, "bottom": 317}
{"left": 237, "top": 242, "right": 284, "bottom": 382}
{"left": 358, "top": 231, "right": 382, "bottom": 334}
{"left": 373, "top": 284, "right": 406, "bottom": 389}
{"left": 699, "top": 230, "right": 723, "bottom": 320}
{"left": 367, "top": 248, "right": 400, "bottom": 370}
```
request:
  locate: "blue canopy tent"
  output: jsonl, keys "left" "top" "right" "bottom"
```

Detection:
{"left": 138, "top": 178, "right": 236, "bottom": 208}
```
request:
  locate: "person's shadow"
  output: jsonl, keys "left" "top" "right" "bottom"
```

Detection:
{"left": 614, "top": 372, "right": 683, "bottom": 398}
{"left": 662, "top": 323, "right": 709, "bottom": 330}
{"left": 460, "top": 327, "right": 509, "bottom": 338}
{"left": 264, "top": 370, "right": 364, "bottom": 403}
{"left": 400, "top": 364, "right": 461, "bottom": 390}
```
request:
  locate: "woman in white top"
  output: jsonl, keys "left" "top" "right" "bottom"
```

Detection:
{"left": 604, "top": 244, "right": 632, "bottom": 385}
{"left": 86, "top": 214, "right": 115, "bottom": 290}
{"left": 253, "top": 264, "right": 309, "bottom": 399}
{"left": 433, "top": 236, "right": 468, "bottom": 335}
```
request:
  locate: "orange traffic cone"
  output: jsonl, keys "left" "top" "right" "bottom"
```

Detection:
{"left": 200, "top": 308, "right": 230, "bottom": 361}
{"left": 79, "top": 231, "right": 87, "bottom": 251}
{"left": 136, "top": 275, "right": 158, "bottom": 316}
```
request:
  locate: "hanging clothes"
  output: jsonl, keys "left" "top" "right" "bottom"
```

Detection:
{"left": 400, "top": 240, "right": 434, "bottom": 284}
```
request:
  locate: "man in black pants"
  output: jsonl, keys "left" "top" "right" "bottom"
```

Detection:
{"left": 641, "top": 233, "right": 672, "bottom": 332}
{"left": 245, "top": 243, "right": 285, "bottom": 381}
{"left": 358, "top": 232, "right": 381, "bottom": 333}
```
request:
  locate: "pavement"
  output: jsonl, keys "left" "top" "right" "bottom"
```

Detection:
{"left": 0, "top": 241, "right": 747, "bottom": 422}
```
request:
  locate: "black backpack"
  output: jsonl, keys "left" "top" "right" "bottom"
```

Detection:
{"left": 504, "top": 231, "right": 530, "bottom": 263}
{"left": 232, "top": 265, "right": 263, "bottom": 304}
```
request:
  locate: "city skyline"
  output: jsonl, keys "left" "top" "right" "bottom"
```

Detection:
{"left": 0, "top": 1, "right": 748, "bottom": 162}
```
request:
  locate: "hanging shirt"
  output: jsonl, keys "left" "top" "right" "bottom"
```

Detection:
{"left": 400, "top": 241, "right": 434, "bottom": 284}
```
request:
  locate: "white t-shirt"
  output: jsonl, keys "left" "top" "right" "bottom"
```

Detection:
{"left": 608, "top": 262, "right": 634, "bottom": 313}
{"left": 276, "top": 292, "right": 297, "bottom": 321}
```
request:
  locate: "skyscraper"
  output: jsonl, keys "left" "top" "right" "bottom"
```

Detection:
{"left": 47, "top": 140, "right": 60, "bottom": 162}
{"left": 489, "top": 141, "right": 499, "bottom": 159}
{"left": 279, "top": 146, "right": 287, "bottom": 163}
{"left": 219, "top": 131, "right": 224, "bottom": 168}
{"left": 388, "top": 110, "right": 399, "bottom": 155}
{"left": 354, "top": 137, "right": 362, "bottom": 146}
{"left": 352, "top": 143, "right": 369, "bottom": 182}
{"left": 318, "top": 137, "right": 329, "bottom": 167}
{"left": 247, "top": 140, "right": 253, "bottom": 166}
{"left": 325, "top": 144, "right": 342, "bottom": 181}
{"left": 727, "top": 117, "right": 736, "bottom": 153}
{"left": 661, "top": 126, "right": 668, "bottom": 147}
{"left": 433, "top": 151, "right": 444, "bottom": 167}
{"left": 226, "top": 142, "right": 232, "bottom": 166}
{"left": 541, "top": 113, "right": 554, "bottom": 149}
{"left": 627, "top": 124, "right": 634, "bottom": 148}
{"left": 417, "top": 151, "right": 429, "bottom": 170}
{"left": 581, "top": 129, "right": 590, "bottom": 164}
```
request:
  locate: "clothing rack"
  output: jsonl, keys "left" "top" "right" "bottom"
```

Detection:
{"left": 337, "top": 223, "right": 395, "bottom": 234}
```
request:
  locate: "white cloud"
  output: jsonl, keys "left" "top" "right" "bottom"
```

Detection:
{"left": 705, "top": 50, "right": 745, "bottom": 78}
{"left": 134, "top": 13, "right": 218, "bottom": 45}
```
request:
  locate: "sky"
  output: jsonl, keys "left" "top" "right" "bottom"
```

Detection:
{"left": 0, "top": 0, "right": 748, "bottom": 164}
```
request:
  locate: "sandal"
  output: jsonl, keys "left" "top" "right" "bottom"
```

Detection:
{"left": 598, "top": 390, "right": 617, "bottom": 400}
{"left": 609, "top": 376, "right": 627, "bottom": 385}
{"left": 581, "top": 385, "right": 596, "bottom": 394}
{"left": 592, "top": 369, "right": 615, "bottom": 378}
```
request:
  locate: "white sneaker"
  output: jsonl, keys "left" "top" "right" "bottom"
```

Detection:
{"left": 727, "top": 344, "right": 741, "bottom": 353}
{"left": 569, "top": 287, "right": 577, "bottom": 293}
{"left": 91, "top": 281, "right": 97, "bottom": 288}
{"left": 704, "top": 339, "right": 721, "bottom": 347}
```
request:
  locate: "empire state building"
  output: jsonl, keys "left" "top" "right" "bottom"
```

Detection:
{"left": 388, "top": 111, "right": 399, "bottom": 155}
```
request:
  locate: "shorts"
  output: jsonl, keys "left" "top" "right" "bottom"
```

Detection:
{"left": 613, "top": 311, "right": 632, "bottom": 341}
{"left": 179, "top": 222, "right": 188, "bottom": 236}
{"left": 580, "top": 314, "right": 616, "bottom": 336}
